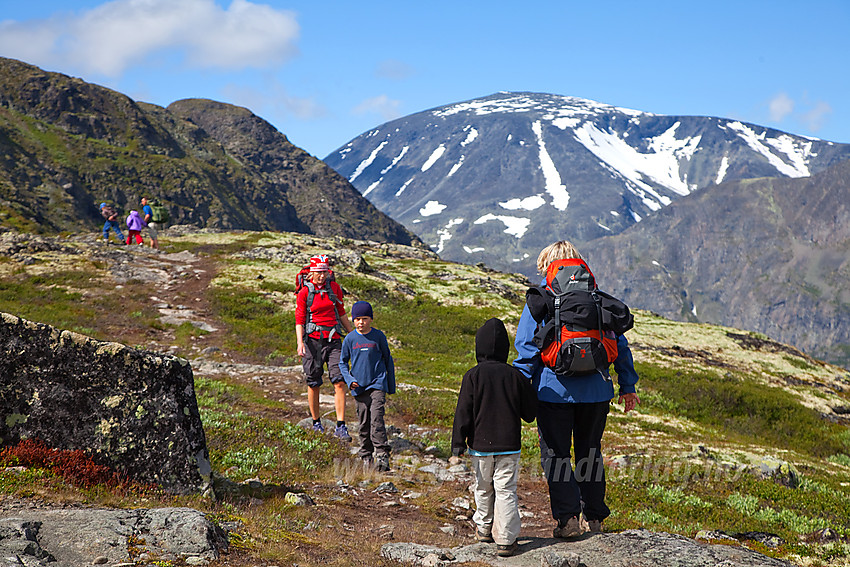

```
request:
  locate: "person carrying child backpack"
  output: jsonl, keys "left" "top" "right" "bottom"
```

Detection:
{"left": 513, "top": 240, "right": 640, "bottom": 540}
{"left": 295, "top": 254, "right": 354, "bottom": 441}
{"left": 451, "top": 318, "right": 537, "bottom": 557}
{"left": 339, "top": 301, "right": 396, "bottom": 471}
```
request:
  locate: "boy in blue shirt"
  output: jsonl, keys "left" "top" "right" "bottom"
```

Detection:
{"left": 339, "top": 301, "right": 396, "bottom": 471}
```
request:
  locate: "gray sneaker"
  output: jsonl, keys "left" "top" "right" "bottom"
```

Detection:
{"left": 553, "top": 516, "right": 584, "bottom": 539}
{"left": 587, "top": 519, "right": 603, "bottom": 533}
{"left": 334, "top": 423, "right": 352, "bottom": 442}
{"left": 476, "top": 529, "right": 494, "bottom": 543}
{"left": 311, "top": 421, "right": 325, "bottom": 433}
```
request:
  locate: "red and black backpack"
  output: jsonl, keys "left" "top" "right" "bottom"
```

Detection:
{"left": 525, "top": 258, "right": 633, "bottom": 376}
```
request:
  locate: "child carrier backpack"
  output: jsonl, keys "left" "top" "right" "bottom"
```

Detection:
{"left": 294, "top": 262, "right": 344, "bottom": 339}
{"left": 151, "top": 200, "right": 170, "bottom": 224}
{"left": 525, "top": 258, "right": 633, "bottom": 377}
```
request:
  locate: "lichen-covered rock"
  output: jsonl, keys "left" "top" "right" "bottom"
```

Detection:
{"left": 0, "top": 312, "right": 211, "bottom": 494}
{"left": 0, "top": 501, "right": 227, "bottom": 566}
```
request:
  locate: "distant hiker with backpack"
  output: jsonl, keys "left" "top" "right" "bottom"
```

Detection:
{"left": 140, "top": 197, "right": 159, "bottom": 250}
{"left": 513, "top": 240, "right": 640, "bottom": 540}
{"left": 99, "top": 202, "right": 125, "bottom": 244}
{"left": 295, "top": 254, "right": 354, "bottom": 441}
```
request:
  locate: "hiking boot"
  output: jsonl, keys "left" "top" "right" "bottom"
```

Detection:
{"left": 553, "top": 516, "right": 583, "bottom": 539}
{"left": 375, "top": 453, "right": 390, "bottom": 472}
{"left": 311, "top": 421, "right": 325, "bottom": 433}
{"left": 587, "top": 519, "right": 603, "bottom": 533}
{"left": 496, "top": 541, "right": 517, "bottom": 557}
{"left": 476, "top": 529, "right": 494, "bottom": 543}
{"left": 334, "top": 423, "right": 352, "bottom": 442}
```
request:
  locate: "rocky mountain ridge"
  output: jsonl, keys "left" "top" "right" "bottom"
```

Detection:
{"left": 583, "top": 158, "right": 850, "bottom": 367}
{"left": 0, "top": 57, "right": 419, "bottom": 245}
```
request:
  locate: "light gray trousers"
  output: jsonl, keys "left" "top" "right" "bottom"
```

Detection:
{"left": 471, "top": 453, "right": 521, "bottom": 545}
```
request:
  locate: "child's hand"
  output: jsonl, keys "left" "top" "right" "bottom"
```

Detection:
{"left": 448, "top": 455, "right": 463, "bottom": 466}
{"left": 351, "top": 382, "right": 359, "bottom": 389}
{"left": 618, "top": 392, "right": 640, "bottom": 413}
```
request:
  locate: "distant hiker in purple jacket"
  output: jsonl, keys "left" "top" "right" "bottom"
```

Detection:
{"left": 125, "top": 210, "right": 147, "bottom": 245}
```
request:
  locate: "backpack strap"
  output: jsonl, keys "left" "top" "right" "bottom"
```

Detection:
{"left": 304, "top": 281, "right": 344, "bottom": 339}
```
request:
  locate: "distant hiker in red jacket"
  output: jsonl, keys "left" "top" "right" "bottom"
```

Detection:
{"left": 295, "top": 254, "right": 354, "bottom": 441}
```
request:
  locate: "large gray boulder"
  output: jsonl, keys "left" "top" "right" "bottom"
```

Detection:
{"left": 0, "top": 312, "right": 212, "bottom": 494}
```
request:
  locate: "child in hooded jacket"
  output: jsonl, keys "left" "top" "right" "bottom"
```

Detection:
{"left": 451, "top": 318, "right": 537, "bottom": 557}
{"left": 125, "top": 210, "right": 147, "bottom": 245}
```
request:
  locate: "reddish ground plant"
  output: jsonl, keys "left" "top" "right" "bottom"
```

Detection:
{"left": 1, "top": 438, "right": 125, "bottom": 489}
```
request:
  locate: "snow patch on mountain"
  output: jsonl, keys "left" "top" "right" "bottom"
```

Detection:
{"left": 419, "top": 200, "right": 446, "bottom": 216}
{"left": 474, "top": 213, "right": 531, "bottom": 238}
{"left": 422, "top": 145, "right": 446, "bottom": 172}
{"left": 726, "top": 122, "right": 811, "bottom": 177}
{"left": 499, "top": 195, "right": 545, "bottom": 211}
{"left": 573, "top": 122, "right": 695, "bottom": 197}
{"left": 381, "top": 145, "right": 409, "bottom": 174}
{"left": 463, "top": 245, "right": 485, "bottom": 253}
{"left": 432, "top": 92, "right": 644, "bottom": 120}
{"left": 395, "top": 178, "right": 414, "bottom": 197}
{"left": 363, "top": 178, "right": 382, "bottom": 197}
{"left": 349, "top": 140, "right": 387, "bottom": 183}
{"left": 435, "top": 218, "right": 464, "bottom": 254}
{"left": 532, "top": 120, "right": 569, "bottom": 211}
{"left": 716, "top": 156, "right": 730, "bottom": 184}
{"left": 448, "top": 155, "right": 465, "bottom": 177}
{"left": 462, "top": 127, "right": 479, "bottom": 146}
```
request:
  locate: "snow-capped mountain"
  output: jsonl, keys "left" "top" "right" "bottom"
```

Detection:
{"left": 325, "top": 92, "right": 850, "bottom": 276}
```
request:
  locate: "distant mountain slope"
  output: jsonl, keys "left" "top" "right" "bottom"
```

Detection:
{"left": 0, "top": 57, "right": 420, "bottom": 246}
{"left": 324, "top": 91, "right": 850, "bottom": 275}
{"left": 583, "top": 159, "right": 850, "bottom": 367}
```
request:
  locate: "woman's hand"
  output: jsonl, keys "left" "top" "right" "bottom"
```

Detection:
{"left": 618, "top": 392, "right": 640, "bottom": 413}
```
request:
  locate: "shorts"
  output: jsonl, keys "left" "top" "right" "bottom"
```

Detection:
{"left": 147, "top": 221, "right": 158, "bottom": 240}
{"left": 302, "top": 335, "right": 343, "bottom": 388}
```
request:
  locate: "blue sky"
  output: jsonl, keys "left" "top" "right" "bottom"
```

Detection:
{"left": 1, "top": 0, "right": 848, "bottom": 159}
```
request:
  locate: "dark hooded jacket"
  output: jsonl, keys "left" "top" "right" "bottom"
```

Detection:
{"left": 451, "top": 318, "right": 537, "bottom": 456}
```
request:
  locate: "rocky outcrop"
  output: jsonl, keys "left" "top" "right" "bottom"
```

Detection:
{"left": 382, "top": 529, "right": 794, "bottom": 566}
{"left": 0, "top": 312, "right": 212, "bottom": 494}
{"left": 0, "top": 498, "right": 227, "bottom": 566}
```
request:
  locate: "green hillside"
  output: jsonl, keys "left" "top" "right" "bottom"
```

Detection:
{"left": 1, "top": 227, "right": 849, "bottom": 566}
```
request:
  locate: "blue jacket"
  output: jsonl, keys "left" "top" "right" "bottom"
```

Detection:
{"left": 513, "top": 301, "right": 639, "bottom": 404}
{"left": 339, "top": 328, "right": 396, "bottom": 397}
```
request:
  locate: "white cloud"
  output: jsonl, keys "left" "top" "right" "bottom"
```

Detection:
{"left": 768, "top": 92, "right": 794, "bottom": 122}
{"left": 352, "top": 94, "right": 402, "bottom": 121}
{"left": 375, "top": 59, "right": 414, "bottom": 80}
{"left": 802, "top": 101, "right": 832, "bottom": 132}
{"left": 0, "top": 0, "right": 299, "bottom": 77}
{"left": 222, "top": 80, "right": 327, "bottom": 120}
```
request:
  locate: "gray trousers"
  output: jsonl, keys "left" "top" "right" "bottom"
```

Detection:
{"left": 354, "top": 389, "right": 389, "bottom": 459}
{"left": 471, "top": 453, "right": 522, "bottom": 546}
